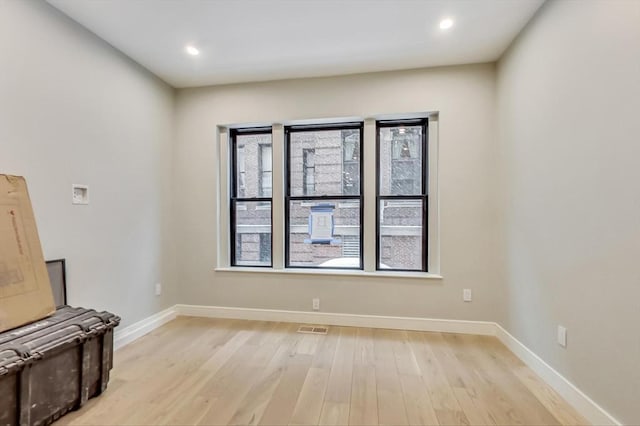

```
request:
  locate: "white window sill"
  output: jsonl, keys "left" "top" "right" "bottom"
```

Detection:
{"left": 214, "top": 267, "right": 443, "bottom": 280}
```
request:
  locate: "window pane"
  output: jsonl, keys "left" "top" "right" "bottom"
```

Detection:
{"left": 234, "top": 200, "right": 271, "bottom": 266}
{"left": 303, "top": 149, "right": 315, "bottom": 195}
{"left": 378, "top": 199, "right": 423, "bottom": 270}
{"left": 260, "top": 144, "right": 272, "bottom": 197}
{"left": 289, "top": 129, "right": 360, "bottom": 197}
{"left": 379, "top": 125, "right": 423, "bottom": 196}
{"left": 288, "top": 199, "right": 361, "bottom": 268}
{"left": 237, "top": 147, "right": 246, "bottom": 198}
{"left": 235, "top": 133, "right": 272, "bottom": 198}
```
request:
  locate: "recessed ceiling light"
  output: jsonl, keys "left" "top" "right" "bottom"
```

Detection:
{"left": 439, "top": 18, "right": 454, "bottom": 30}
{"left": 185, "top": 45, "right": 200, "bottom": 56}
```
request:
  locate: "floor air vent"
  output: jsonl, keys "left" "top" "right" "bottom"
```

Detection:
{"left": 297, "top": 325, "right": 329, "bottom": 335}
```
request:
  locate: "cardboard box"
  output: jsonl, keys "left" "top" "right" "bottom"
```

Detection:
{"left": 0, "top": 175, "right": 55, "bottom": 332}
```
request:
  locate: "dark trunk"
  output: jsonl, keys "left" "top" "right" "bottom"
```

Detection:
{"left": 0, "top": 306, "right": 120, "bottom": 426}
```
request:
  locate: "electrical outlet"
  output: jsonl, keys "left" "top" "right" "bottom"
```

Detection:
{"left": 312, "top": 298, "right": 320, "bottom": 311}
{"left": 557, "top": 325, "right": 567, "bottom": 347}
{"left": 155, "top": 283, "right": 162, "bottom": 296}
{"left": 463, "top": 289, "right": 472, "bottom": 302}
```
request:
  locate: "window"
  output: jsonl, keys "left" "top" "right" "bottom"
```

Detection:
{"left": 230, "top": 128, "right": 272, "bottom": 267}
{"left": 302, "top": 149, "right": 315, "bottom": 195}
{"left": 237, "top": 146, "right": 246, "bottom": 197}
{"left": 259, "top": 233, "right": 270, "bottom": 262}
{"left": 341, "top": 234, "right": 360, "bottom": 258}
{"left": 342, "top": 130, "right": 360, "bottom": 195}
{"left": 391, "top": 131, "right": 421, "bottom": 195}
{"left": 285, "top": 123, "right": 363, "bottom": 269}
{"left": 224, "top": 115, "right": 436, "bottom": 275}
{"left": 377, "top": 119, "right": 428, "bottom": 271}
{"left": 259, "top": 144, "right": 272, "bottom": 197}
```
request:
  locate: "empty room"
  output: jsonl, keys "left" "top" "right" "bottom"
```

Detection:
{"left": 0, "top": 0, "right": 638, "bottom": 425}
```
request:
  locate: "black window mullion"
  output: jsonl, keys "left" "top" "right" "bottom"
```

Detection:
{"left": 289, "top": 195, "right": 361, "bottom": 201}
{"left": 284, "top": 127, "right": 291, "bottom": 199}
{"left": 423, "top": 196, "right": 428, "bottom": 272}
{"left": 284, "top": 194, "right": 290, "bottom": 267}
{"left": 287, "top": 122, "right": 362, "bottom": 132}
{"left": 284, "top": 127, "right": 291, "bottom": 267}
{"left": 234, "top": 197, "right": 272, "bottom": 203}
{"left": 231, "top": 126, "right": 273, "bottom": 135}
{"left": 377, "top": 118, "right": 427, "bottom": 128}
{"left": 230, "top": 129, "right": 238, "bottom": 199}
{"left": 230, "top": 129, "right": 238, "bottom": 266}
{"left": 230, "top": 198, "right": 237, "bottom": 266}
{"left": 423, "top": 121, "right": 429, "bottom": 272}
{"left": 377, "top": 195, "right": 428, "bottom": 201}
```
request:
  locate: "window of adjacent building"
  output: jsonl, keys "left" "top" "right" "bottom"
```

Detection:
{"left": 237, "top": 147, "right": 246, "bottom": 198}
{"left": 342, "top": 130, "right": 360, "bottom": 196}
{"left": 377, "top": 119, "right": 428, "bottom": 271}
{"left": 230, "top": 128, "right": 272, "bottom": 267}
{"left": 302, "top": 148, "right": 315, "bottom": 195}
{"left": 259, "top": 233, "right": 270, "bottom": 263}
{"left": 285, "top": 123, "right": 363, "bottom": 269}
{"left": 259, "top": 144, "right": 272, "bottom": 197}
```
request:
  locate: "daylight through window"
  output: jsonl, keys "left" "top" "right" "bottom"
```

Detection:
{"left": 227, "top": 117, "right": 430, "bottom": 273}
{"left": 230, "top": 128, "right": 273, "bottom": 267}
{"left": 377, "top": 119, "right": 428, "bottom": 271}
{"left": 285, "top": 123, "right": 363, "bottom": 269}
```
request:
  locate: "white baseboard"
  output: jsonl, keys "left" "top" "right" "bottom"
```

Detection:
{"left": 174, "top": 304, "right": 496, "bottom": 335}
{"left": 114, "top": 306, "right": 177, "bottom": 350}
{"left": 495, "top": 324, "right": 620, "bottom": 426}
{"left": 114, "top": 304, "right": 620, "bottom": 425}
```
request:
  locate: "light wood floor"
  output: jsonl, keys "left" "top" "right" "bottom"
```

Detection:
{"left": 56, "top": 317, "right": 587, "bottom": 425}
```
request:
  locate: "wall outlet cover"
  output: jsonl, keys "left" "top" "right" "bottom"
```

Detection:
{"left": 463, "top": 289, "right": 472, "bottom": 302}
{"left": 72, "top": 184, "right": 89, "bottom": 205}
{"left": 557, "top": 325, "right": 567, "bottom": 347}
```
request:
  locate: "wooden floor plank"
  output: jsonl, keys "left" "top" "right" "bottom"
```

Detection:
{"left": 319, "top": 402, "right": 350, "bottom": 426}
{"left": 399, "top": 374, "right": 439, "bottom": 426}
{"left": 290, "top": 367, "right": 331, "bottom": 425}
{"left": 434, "top": 332, "right": 497, "bottom": 425}
{"left": 257, "top": 351, "right": 314, "bottom": 425}
{"left": 406, "top": 331, "right": 470, "bottom": 426}
{"left": 349, "top": 364, "right": 378, "bottom": 426}
{"left": 374, "top": 329, "right": 410, "bottom": 426}
{"left": 319, "top": 327, "right": 356, "bottom": 425}
{"left": 227, "top": 323, "right": 301, "bottom": 426}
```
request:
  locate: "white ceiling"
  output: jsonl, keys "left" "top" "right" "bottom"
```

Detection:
{"left": 47, "top": 0, "right": 544, "bottom": 88}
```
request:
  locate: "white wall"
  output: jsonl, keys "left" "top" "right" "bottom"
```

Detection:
{"left": 174, "top": 64, "right": 504, "bottom": 322}
{"left": 497, "top": 0, "right": 640, "bottom": 423}
{"left": 0, "top": 0, "right": 176, "bottom": 328}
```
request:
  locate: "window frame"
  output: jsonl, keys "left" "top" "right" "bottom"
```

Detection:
{"left": 284, "top": 122, "right": 365, "bottom": 270}
{"left": 229, "top": 126, "right": 274, "bottom": 268}
{"left": 376, "top": 118, "right": 429, "bottom": 272}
